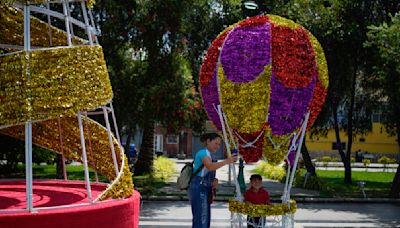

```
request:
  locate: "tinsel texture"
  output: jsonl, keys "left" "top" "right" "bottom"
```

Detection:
{"left": 200, "top": 14, "right": 328, "bottom": 164}
{"left": 229, "top": 199, "right": 297, "bottom": 217}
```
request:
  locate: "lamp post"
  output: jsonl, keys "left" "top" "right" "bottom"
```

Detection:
{"left": 243, "top": 0, "right": 258, "bottom": 10}
{"left": 242, "top": 0, "right": 259, "bottom": 17}
{"left": 241, "top": 0, "right": 270, "bottom": 17}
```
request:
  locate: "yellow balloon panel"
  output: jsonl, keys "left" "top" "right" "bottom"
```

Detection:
{"left": 219, "top": 65, "right": 272, "bottom": 133}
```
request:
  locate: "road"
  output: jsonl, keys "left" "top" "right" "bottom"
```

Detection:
{"left": 139, "top": 201, "right": 400, "bottom": 227}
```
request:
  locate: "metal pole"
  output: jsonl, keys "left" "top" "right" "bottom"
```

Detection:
{"left": 88, "top": 9, "right": 98, "bottom": 44}
{"left": 84, "top": 112, "right": 99, "bottom": 183}
{"left": 65, "top": 1, "right": 75, "bottom": 38}
{"left": 286, "top": 112, "right": 310, "bottom": 203}
{"left": 80, "top": 0, "right": 93, "bottom": 45}
{"left": 62, "top": 0, "right": 72, "bottom": 46}
{"left": 217, "top": 105, "right": 242, "bottom": 200}
{"left": 110, "top": 103, "right": 125, "bottom": 161}
{"left": 103, "top": 107, "right": 119, "bottom": 176}
{"left": 46, "top": 2, "right": 53, "bottom": 47}
{"left": 77, "top": 112, "right": 93, "bottom": 203}
{"left": 23, "top": 4, "right": 33, "bottom": 212}
{"left": 109, "top": 103, "right": 121, "bottom": 144}
{"left": 25, "top": 123, "right": 33, "bottom": 211}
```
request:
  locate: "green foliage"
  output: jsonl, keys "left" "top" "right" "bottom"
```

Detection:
{"left": 32, "top": 148, "right": 56, "bottom": 165}
{"left": 378, "top": 156, "right": 397, "bottom": 172}
{"left": 294, "top": 170, "right": 323, "bottom": 190}
{"left": 365, "top": 13, "right": 400, "bottom": 138}
{"left": 252, "top": 161, "right": 286, "bottom": 182}
{"left": 362, "top": 158, "right": 371, "bottom": 168}
{"left": 152, "top": 156, "right": 176, "bottom": 181}
{"left": 321, "top": 156, "right": 331, "bottom": 169}
{"left": 315, "top": 169, "right": 395, "bottom": 198}
{"left": 132, "top": 174, "right": 167, "bottom": 196}
{"left": 1, "top": 164, "right": 108, "bottom": 181}
{"left": 378, "top": 156, "right": 397, "bottom": 165}
{"left": 350, "top": 157, "right": 356, "bottom": 163}
{"left": 0, "top": 134, "right": 24, "bottom": 175}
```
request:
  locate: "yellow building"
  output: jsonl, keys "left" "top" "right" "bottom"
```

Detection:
{"left": 306, "top": 123, "right": 399, "bottom": 157}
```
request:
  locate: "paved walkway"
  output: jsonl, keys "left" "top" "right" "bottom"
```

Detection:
{"left": 144, "top": 158, "right": 319, "bottom": 201}
{"left": 139, "top": 201, "right": 400, "bottom": 227}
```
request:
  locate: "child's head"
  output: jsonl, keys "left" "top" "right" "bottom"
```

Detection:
{"left": 249, "top": 174, "right": 263, "bottom": 191}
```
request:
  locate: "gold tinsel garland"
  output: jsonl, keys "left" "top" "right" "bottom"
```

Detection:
{"left": 305, "top": 30, "right": 329, "bottom": 89}
{"left": 0, "top": 45, "right": 113, "bottom": 126}
{"left": 98, "top": 155, "right": 134, "bottom": 201}
{"left": 268, "top": 15, "right": 300, "bottom": 30}
{"left": 229, "top": 200, "right": 297, "bottom": 217}
{"left": 0, "top": 116, "right": 126, "bottom": 181}
{"left": 0, "top": 1, "right": 133, "bottom": 201}
{"left": 0, "top": 5, "right": 86, "bottom": 48}
{"left": 263, "top": 131, "right": 294, "bottom": 165}
{"left": 0, "top": 0, "right": 96, "bottom": 8}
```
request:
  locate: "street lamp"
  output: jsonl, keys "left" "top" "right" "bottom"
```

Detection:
{"left": 243, "top": 0, "right": 259, "bottom": 10}
{"left": 242, "top": 0, "right": 270, "bottom": 17}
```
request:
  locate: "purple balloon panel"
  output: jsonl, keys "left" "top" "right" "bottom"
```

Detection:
{"left": 220, "top": 23, "right": 271, "bottom": 83}
{"left": 268, "top": 72, "right": 316, "bottom": 135}
{"left": 200, "top": 71, "right": 222, "bottom": 130}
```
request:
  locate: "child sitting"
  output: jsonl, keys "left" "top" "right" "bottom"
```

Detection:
{"left": 244, "top": 174, "right": 270, "bottom": 228}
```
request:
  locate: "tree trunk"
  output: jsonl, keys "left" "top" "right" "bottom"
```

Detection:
{"left": 332, "top": 101, "right": 351, "bottom": 184}
{"left": 343, "top": 67, "right": 358, "bottom": 184}
{"left": 133, "top": 122, "right": 154, "bottom": 175}
{"left": 56, "top": 154, "right": 64, "bottom": 179}
{"left": 390, "top": 127, "right": 400, "bottom": 198}
{"left": 124, "top": 126, "right": 134, "bottom": 158}
{"left": 301, "top": 139, "right": 317, "bottom": 176}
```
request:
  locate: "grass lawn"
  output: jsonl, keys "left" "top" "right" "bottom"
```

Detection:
{"left": 312, "top": 169, "right": 395, "bottom": 198}
{"left": 132, "top": 175, "right": 168, "bottom": 196}
{"left": 3, "top": 164, "right": 109, "bottom": 182}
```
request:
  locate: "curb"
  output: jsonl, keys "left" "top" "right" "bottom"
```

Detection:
{"left": 141, "top": 194, "right": 400, "bottom": 204}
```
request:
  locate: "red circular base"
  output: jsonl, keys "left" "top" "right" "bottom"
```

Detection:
{"left": 0, "top": 180, "right": 140, "bottom": 228}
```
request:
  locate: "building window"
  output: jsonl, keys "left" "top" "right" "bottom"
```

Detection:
{"left": 332, "top": 142, "right": 346, "bottom": 150}
{"left": 167, "top": 135, "right": 179, "bottom": 144}
{"left": 154, "top": 134, "right": 163, "bottom": 152}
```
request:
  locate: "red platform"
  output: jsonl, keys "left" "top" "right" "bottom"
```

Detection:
{"left": 0, "top": 180, "right": 140, "bottom": 228}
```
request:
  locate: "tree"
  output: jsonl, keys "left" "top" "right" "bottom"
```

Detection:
{"left": 286, "top": 0, "right": 400, "bottom": 184}
{"left": 0, "top": 135, "right": 24, "bottom": 176}
{"left": 182, "top": 0, "right": 243, "bottom": 88}
{"left": 365, "top": 13, "right": 400, "bottom": 198}
{"left": 92, "top": 0, "right": 250, "bottom": 175}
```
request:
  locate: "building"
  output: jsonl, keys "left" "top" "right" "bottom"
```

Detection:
{"left": 306, "top": 122, "right": 399, "bottom": 160}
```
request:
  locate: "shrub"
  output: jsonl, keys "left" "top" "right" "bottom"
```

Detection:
{"left": 252, "top": 161, "right": 286, "bottom": 182}
{"left": 378, "top": 156, "right": 396, "bottom": 165}
{"left": 294, "top": 170, "right": 322, "bottom": 190}
{"left": 153, "top": 156, "right": 176, "bottom": 181}
{"left": 321, "top": 156, "right": 332, "bottom": 163}
{"left": 320, "top": 156, "right": 332, "bottom": 169}
{"left": 378, "top": 156, "right": 397, "bottom": 171}
{"left": 362, "top": 159, "right": 371, "bottom": 171}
